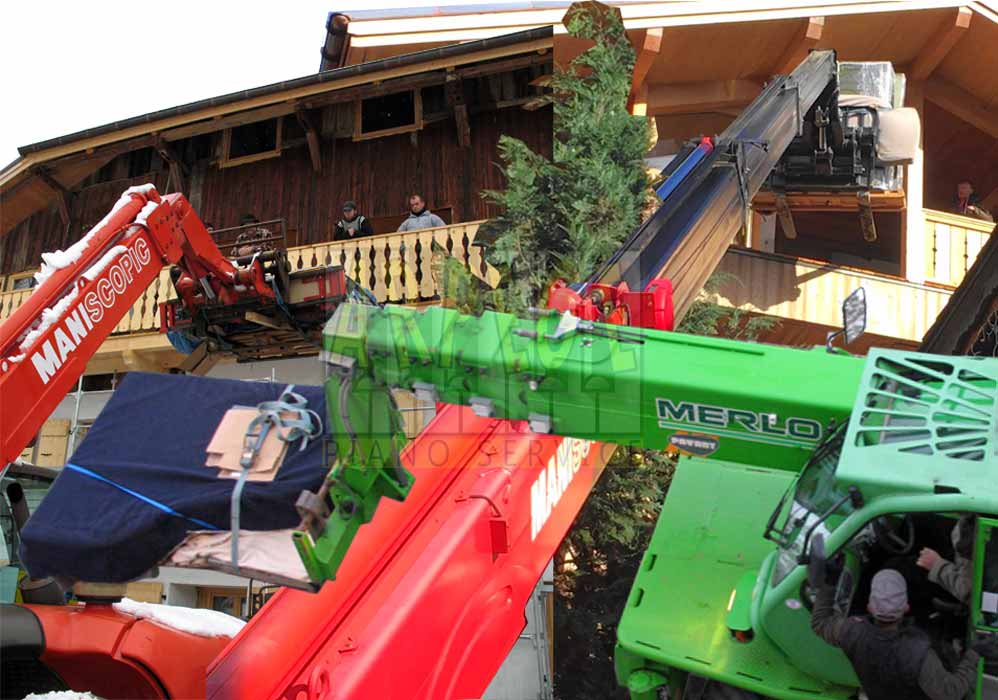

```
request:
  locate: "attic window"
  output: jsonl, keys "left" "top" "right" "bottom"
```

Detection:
{"left": 220, "top": 118, "right": 283, "bottom": 168}
{"left": 354, "top": 90, "right": 422, "bottom": 141}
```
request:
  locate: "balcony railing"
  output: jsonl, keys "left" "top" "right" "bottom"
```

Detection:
{"left": 922, "top": 208, "right": 994, "bottom": 287}
{"left": 0, "top": 221, "right": 496, "bottom": 335}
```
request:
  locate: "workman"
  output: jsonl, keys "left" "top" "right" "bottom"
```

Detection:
{"left": 334, "top": 201, "right": 374, "bottom": 241}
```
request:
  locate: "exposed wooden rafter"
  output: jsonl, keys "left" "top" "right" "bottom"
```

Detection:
{"left": 33, "top": 168, "right": 72, "bottom": 227}
{"left": 925, "top": 77, "right": 998, "bottom": 139}
{"left": 627, "top": 28, "right": 663, "bottom": 115}
{"left": 910, "top": 6, "right": 972, "bottom": 80}
{"left": 772, "top": 16, "right": 824, "bottom": 75}
{"left": 445, "top": 73, "right": 471, "bottom": 148}
{"left": 295, "top": 109, "right": 323, "bottom": 173}
{"left": 646, "top": 79, "right": 762, "bottom": 116}
{"left": 154, "top": 138, "right": 187, "bottom": 194}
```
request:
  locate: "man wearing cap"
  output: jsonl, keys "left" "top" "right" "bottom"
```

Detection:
{"left": 334, "top": 201, "right": 374, "bottom": 241}
{"left": 811, "top": 567, "right": 983, "bottom": 699}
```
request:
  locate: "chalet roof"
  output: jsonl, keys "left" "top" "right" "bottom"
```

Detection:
{"left": 326, "top": 0, "right": 998, "bottom": 216}
{"left": 0, "top": 26, "right": 552, "bottom": 236}
{"left": 328, "top": 1, "right": 998, "bottom": 121}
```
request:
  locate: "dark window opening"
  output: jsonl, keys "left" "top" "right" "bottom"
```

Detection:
{"left": 189, "top": 133, "right": 214, "bottom": 162}
{"left": 421, "top": 84, "right": 447, "bottom": 116}
{"left": 360, "top": 91, "right": 416, "bottom": 134}
{"left": 127, "top": 148, "right": 154, "bottom": 178}
{"left": 283, "top": 115, "right": 307, "bottom": 143}
{"left": 93, "top": 160, "right": 117, "bottom": 185}
{"left": 229, "top": 119, "right": 279, "bottom": 160}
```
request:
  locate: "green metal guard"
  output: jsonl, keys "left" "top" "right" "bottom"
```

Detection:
{"left": 292, "top": 309, "right": 413, "bottom": 583}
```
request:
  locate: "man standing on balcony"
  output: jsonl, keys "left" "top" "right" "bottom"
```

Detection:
{"left": 334, "top": 201, "right": 374, "bottom": 241}
{"left": 951, "top": 180, "right": 994, "bottom": 222}
{"left": 397, "top": 193, "right": 446, "bottom": 232}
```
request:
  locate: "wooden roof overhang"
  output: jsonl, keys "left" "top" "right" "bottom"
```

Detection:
{"left": 337, "top": 2, "right": 997, "bottom": 180}
{"left": 0, "top": 27, "right": 552, "bottom": 237}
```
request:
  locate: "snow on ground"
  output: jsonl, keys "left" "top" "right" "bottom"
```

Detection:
{"left": 33, "top": 183, "right": 157, "bottom": 287}
{"left": 113, "top": 597, "right": 246, "bottom": 638}
{"left": 22, "top": 692, "right": 103, "bottom": 700}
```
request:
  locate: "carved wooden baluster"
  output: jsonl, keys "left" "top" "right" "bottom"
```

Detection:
{"left": 402, "top": 231, "right": 420, "bottom": 301}
{"left": 386, "top": 235, "right": 405, "bottom": 302}
{"left": 417, "top": 229, "right": 436, "bottom": 299}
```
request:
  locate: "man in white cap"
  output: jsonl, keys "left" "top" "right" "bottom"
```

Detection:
{"left": 811, "top": 567, "right": 984, "bottom": 700}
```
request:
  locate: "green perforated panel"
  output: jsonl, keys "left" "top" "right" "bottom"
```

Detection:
{"left": 839, "top": 350, "right": 998, "bottom": 498}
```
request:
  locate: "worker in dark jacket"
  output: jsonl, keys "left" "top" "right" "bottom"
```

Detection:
{"left": 952, "top": 180, "right": 994, "bottom": 222}
{"left": 334, "top": 201, "right": 374, "bottom": 241}
{"left": 811, "top": 566, "right": 985, "bottom": 700}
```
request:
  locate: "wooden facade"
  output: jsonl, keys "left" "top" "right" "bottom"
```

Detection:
{"left": 195, "top": 107, "right": 549, "bottom": 246}
{"left": 1, "top": 106, "right": 549, "bottom": 276}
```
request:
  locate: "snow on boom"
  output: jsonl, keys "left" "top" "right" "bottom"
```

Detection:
{"left": 30, "top": 238, "right": 153, "bottom": 384}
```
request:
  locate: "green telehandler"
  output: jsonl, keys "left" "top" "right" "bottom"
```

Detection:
{"left": 317, "top": 299, "right": 998, "bottom": 699}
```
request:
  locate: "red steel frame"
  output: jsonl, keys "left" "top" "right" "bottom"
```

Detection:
{"left": 208, "top": 407, "right": 615, "bottom": 700}
{"left": 0, "top": 188, "right": 273, "bottom": 466}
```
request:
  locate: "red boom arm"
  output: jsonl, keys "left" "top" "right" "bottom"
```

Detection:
{"left": 0, "top": 186, "right": 272, "bottom": 466}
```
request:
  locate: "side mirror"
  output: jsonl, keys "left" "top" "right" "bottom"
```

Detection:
{"left": 827, "top": 287, "right": 866, "bottom": 352}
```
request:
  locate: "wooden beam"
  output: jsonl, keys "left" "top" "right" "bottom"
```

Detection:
{"left": 244, "top": 311, "right": 293, "bottom": 330}
{"left": 452, "top": 51, "right": 550, "bottom": 80}
{"left": 295, "top": 109, "right": 322, "bottom": 174}
{"left": 925, "top": 77, "right": 998, "bottom": 139}
{"left": 33, "top": 168, "right": 72, "bottom": 227}
{"left": 910, "top": 6, "right": 972, "bottom": 81}
{"left": 631, "top": 83, "right": 650, "bottom": 117}
{"left": 646, "top": 79, "right": 762, "bottom": 116}
{"left": 753, "top": 190, "right": 906, "bottom": 213}
{"left": 155, "top": 138, "right": 186, "bottom": 194}
{"left": 772, "top": 16, "right": 824, "bottom": 75}
{"left": 446, "top": 75, "right": 471, "bottom": 148}
{"left": 627, "top": 28, "right": 663, "bottom": 114}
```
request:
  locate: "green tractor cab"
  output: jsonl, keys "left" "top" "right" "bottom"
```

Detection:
{"left": 617, "top": 349, "right": 998, "bottom": 699}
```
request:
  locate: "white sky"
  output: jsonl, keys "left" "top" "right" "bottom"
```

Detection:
{"left": 0, "top": 1, "right": 500, "bottom": 168}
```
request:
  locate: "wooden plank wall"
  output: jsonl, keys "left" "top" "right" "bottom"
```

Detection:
{"left": 1, "top": 106, "right": 551, "bottom": 274}
{"left": 197, "top": 106, "right": 551, "bottom": 247}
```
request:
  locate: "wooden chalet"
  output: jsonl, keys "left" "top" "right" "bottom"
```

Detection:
{"left": 332, "top": 0, "right": 998, "bottom": 352}
{"left": 0, "top": 27, "right": 552, "bottom": 377}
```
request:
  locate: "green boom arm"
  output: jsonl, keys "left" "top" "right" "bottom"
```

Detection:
{"left": 324, "top": 303, "right": 865, "bottom": 472}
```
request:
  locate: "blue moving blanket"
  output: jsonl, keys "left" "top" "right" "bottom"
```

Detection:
{"left": 20, "top": 372, "right": 329, "bottom": 582}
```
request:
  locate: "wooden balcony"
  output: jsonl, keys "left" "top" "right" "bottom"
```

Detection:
{"left": 2, "top": 211, "right": 987, "bottom": 368}
{"left": 0, "top": 221, "right": 495, "bottom": 373}
{"left": 714, "top": 247, "right": 954, "bottom": 344}
{"left": 921, "top": 208, "right": 994, "bottom": 288}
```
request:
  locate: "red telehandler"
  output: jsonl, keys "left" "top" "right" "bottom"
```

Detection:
{"left": 0, "top": 185, "right": 349, "bottom": 699}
